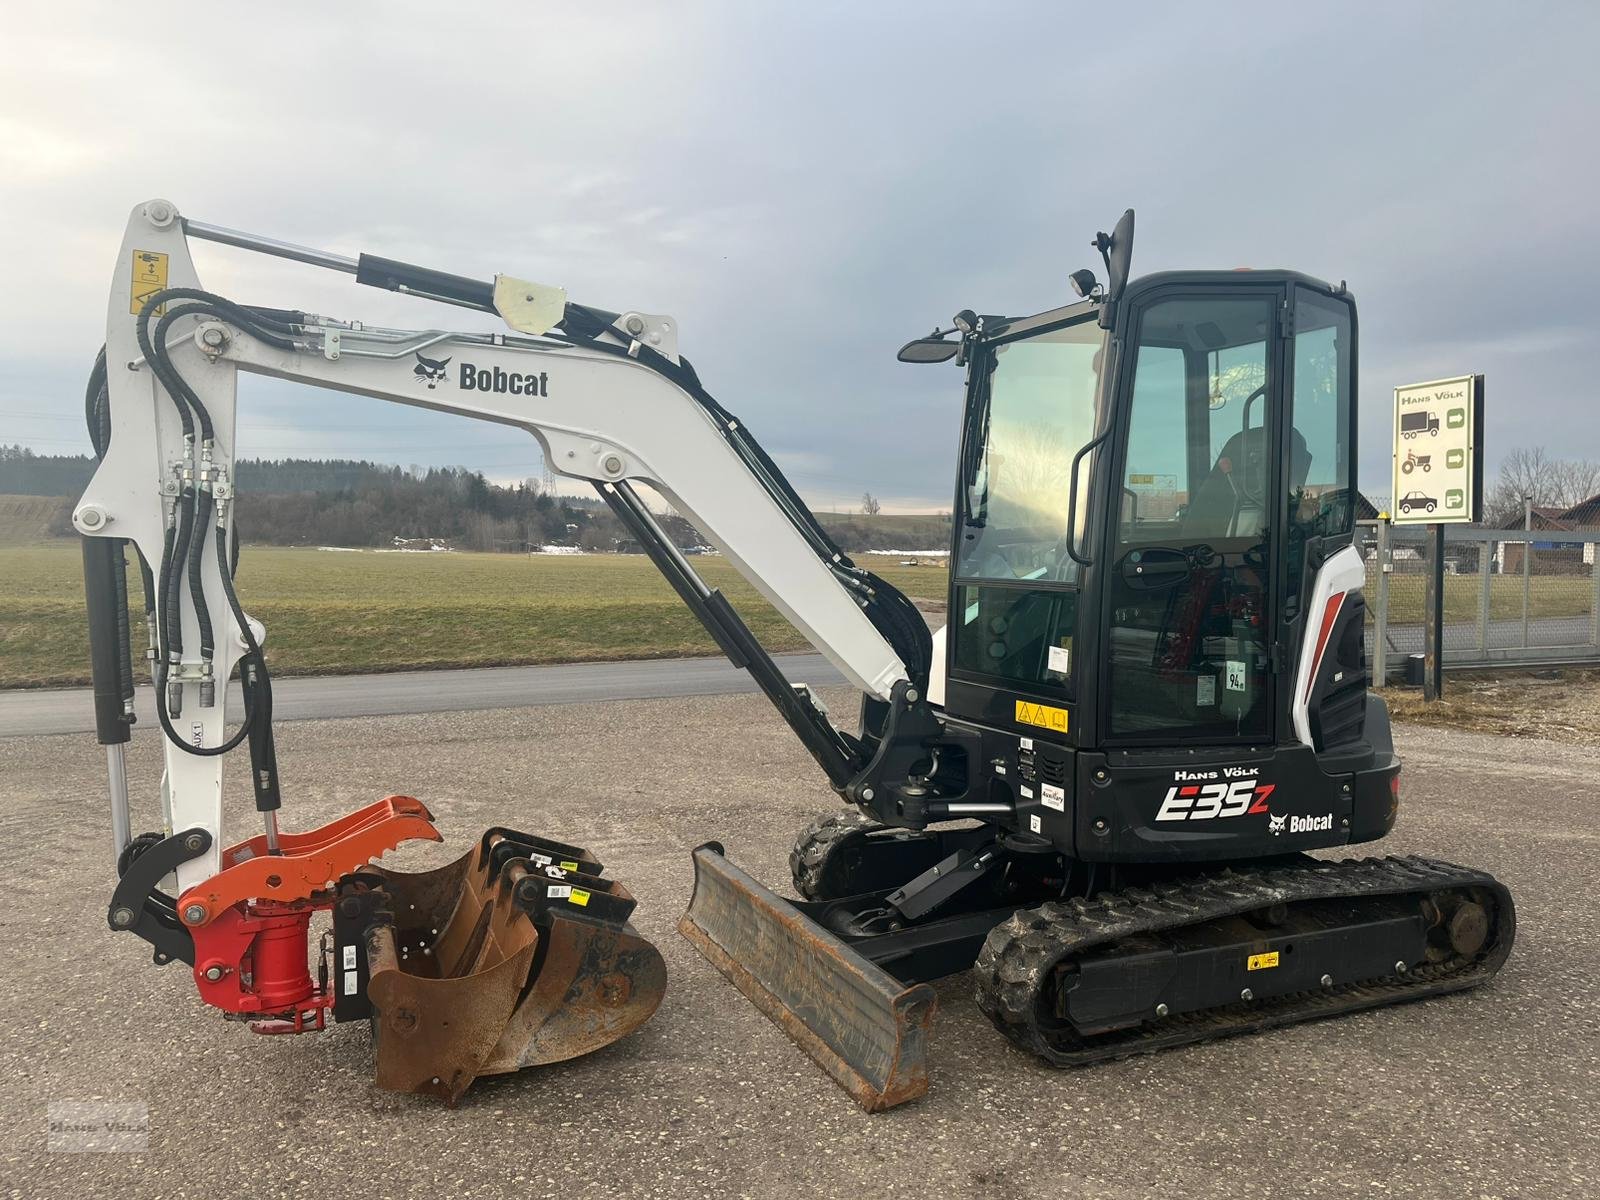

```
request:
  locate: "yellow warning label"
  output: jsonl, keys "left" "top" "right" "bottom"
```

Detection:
{"left": 569, "top": 887, "right": 591, "bottom": 907}
{"left": 559, "top": 860, "right": 580, "bottom": 872}
{"left": 1014, "top": 700, "right": 1069, "bottom": 735}
{"left": 130, "top": 250, "right": 169, "bottom": 316}
{"left": 1247, "top": 951, "right": 1280, "bottom": 971}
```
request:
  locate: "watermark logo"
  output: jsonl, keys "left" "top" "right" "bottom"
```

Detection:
{"left": 47, "top": 1100, "right": 148, "bottom": 1153}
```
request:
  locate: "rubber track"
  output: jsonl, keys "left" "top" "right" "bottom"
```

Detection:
{"left": 789, "top": 810, "right": 882, "bottom": 900}
{"left": 974, "top": 854, "right": 1515, "bottom": 1066}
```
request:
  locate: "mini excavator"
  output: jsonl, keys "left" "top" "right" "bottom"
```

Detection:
{"left": 77, "top": 201, "right": 1513, "bottom": 1110}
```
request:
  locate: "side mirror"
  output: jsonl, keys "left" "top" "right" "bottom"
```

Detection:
{"left": 896, "top": 336, "right": 960, "bottom": 364}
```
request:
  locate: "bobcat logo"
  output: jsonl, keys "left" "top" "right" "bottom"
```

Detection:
{"left": 1268, "top": 813, "right": 1287, "bottom": 836}
{"left": 413, "top": 351, "right": 452, "bottom": 389}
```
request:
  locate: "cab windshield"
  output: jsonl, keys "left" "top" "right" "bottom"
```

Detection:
{"left": 956, "top": 317, "right": 1106, "bottom": 583}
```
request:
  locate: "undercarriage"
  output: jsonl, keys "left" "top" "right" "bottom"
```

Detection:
{"left": 681, "top": 812, "right": 1514, "bottom": 1108}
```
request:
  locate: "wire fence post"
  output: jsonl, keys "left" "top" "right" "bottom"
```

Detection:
{"left": 1372, "top": 515, "right": 1390, "bottom": 684}
{"left": 1591, "top": 546, "right": 1600, "bottom": 650}
{"left": 1478, "top": 538, "right": 1493, "bottom": 653}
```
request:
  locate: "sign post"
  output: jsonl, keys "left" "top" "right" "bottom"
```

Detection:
{"left": 1391, "top": 375, "right": 1485, "bottom": 700}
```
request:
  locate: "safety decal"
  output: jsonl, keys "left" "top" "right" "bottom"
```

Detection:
{"left": 1247, "top": 951, "right": 1279, "bottom": 971}
{"left": 130, "top": 250, "right": 168, "bottom": 316}
{"left": 1015, "top": 700, "right": 1068, "bottom": 734}
{"left": 568, "top": 887, "right": 591, "bottom": 907}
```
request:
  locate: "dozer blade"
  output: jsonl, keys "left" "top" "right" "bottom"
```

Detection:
{"left": 340, "top": 827, "right": 665, "bottom": 1104}
{"left": 679, "top": 842, "right": 936, "bottom": 1112}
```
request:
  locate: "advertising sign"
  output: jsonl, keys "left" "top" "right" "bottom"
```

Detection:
{"left": 1391, "top": 375, "right": 1484, "bottom": 524}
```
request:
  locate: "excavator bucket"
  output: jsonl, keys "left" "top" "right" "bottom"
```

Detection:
{"left": 335, "top": 828, "right": 666, "bottom": 1104}
{"left": 679, "top": 842, "right": 936, "bottom": 1112}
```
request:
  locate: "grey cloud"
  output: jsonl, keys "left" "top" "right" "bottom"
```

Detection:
{"left": 4, "top": 3, "right": 1597, "bottom": 509}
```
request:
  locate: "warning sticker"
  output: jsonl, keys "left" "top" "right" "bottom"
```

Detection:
{"left": 1015, "top": 700, "right": 1068, "bottom": 735}
{"left": 1247, "top": 951, "right": 1280, "bottom": 971}
{"left": 559, "top": 860, "right": 580, "bottom": 872}
{"left": 568, "top": 887, "right": 591, "bottom": 908}
{"left": 130, "top": 250, "right": 169, "bottom": 316}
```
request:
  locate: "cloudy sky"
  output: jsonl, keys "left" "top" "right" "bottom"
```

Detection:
{"left": 4, "top": 3, "right": 1596, "bottom": 511}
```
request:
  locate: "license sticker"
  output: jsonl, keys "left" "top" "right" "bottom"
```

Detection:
{"left": 1047, "top": 643, "right": 1071, "bottom": 675}
{"left": 1041, "top": 783, "right": 1065, "bottom": 812}
{"left": 1247, "top": 951, "right": 1279, "bottom": 971}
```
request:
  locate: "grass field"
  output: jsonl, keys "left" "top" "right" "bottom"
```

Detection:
{"left": 1373, "top": 571, "right": 1595, "bottom": 624}
{"left": 0, "top": 542, "right": 950, "bottom": 688}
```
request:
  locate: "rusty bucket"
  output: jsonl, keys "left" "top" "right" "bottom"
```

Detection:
{"left": 334, "top": 828, "right": 665, "bottom": 1104}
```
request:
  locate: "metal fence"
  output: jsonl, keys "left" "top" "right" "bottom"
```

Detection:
{"left": 1358, "top": 519, "right": 1600, "bottom": 679}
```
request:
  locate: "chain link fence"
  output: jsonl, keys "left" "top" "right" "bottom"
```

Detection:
{"left": 1358, "top": 519, "right": 1600, "bottom": 679}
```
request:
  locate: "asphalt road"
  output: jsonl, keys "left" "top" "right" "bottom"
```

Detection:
{"left": 0, "top": 653, "right": 844, "bottom": 738}
{"left": 2, "top": 694, "right": 1594, "bottom": 1199}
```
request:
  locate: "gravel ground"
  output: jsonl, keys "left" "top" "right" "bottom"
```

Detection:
{"left": 1, "top": 691, "right": 1595, "bottom": 1199}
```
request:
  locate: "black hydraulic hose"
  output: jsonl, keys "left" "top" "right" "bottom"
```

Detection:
{"left": 148, "top": 515, "right": 265, "bottom": 758}
{"left": 85, "top": 348, "right": 109, "bottom": 455}
{"left": 163, "top": 485, "right": 194, "bottom": 659}
{"left": 188, "top": 488, "right": 215, "bottom": 662}
{"left": 135, "top": 301, "right": 197, "bottom": 441}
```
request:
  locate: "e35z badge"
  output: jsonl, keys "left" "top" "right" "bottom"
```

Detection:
{"left": 1155, "top": 778, "right": 1276, "bottom": 822}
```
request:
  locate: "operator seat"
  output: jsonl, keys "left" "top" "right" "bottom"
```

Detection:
{"left": 1183, "top": 426, "right": 1311, "bottom": 538}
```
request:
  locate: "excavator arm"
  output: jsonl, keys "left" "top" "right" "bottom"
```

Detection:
{"left": 76, "top": 199, "right": 943, "bottom": 1103}
{"left": 80, "top": 199, "right": 934, "bottom": 886}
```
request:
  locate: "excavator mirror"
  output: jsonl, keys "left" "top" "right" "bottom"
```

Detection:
{"left": 897, "top": 336, "right": 960, "bottom": 364}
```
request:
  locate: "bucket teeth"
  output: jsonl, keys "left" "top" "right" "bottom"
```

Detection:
{"left": 335, "top": 826, "right": 665, "bottom": 1104}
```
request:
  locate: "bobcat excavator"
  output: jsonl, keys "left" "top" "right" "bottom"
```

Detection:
{"left": 77, "top": 200, "right": 1514, "bottom": 1111}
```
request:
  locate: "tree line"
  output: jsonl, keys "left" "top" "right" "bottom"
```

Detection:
{"left": 0, "top": 448, "right": 950, "bottom": 552}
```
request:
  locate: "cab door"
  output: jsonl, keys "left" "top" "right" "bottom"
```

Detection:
{"left": 1100, "top": 289, "right": 1285, "bottom": 745}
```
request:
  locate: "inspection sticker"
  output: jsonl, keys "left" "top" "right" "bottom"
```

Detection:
{"left": 1247, "top": 951, "right": 1280, "bottom": 971}
{"left": 129, "top": 249, "right": 168, "bottom": 316}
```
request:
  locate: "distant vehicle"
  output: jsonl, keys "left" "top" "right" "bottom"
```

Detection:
{"left": 1399, "top": 490, "right": 1438, "bottom": 515}
{"left": 1401, "top": 411, "right": 1440, "bottom": 439}
{"left": 1401, "top": 450, "right": 1431, "bottom": 474}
